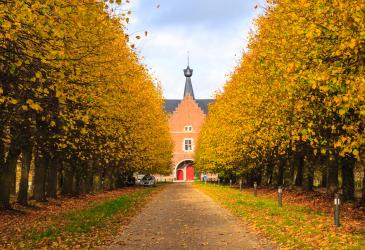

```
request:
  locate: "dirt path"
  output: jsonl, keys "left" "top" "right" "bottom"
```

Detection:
{"left": 108, "top": 183, "right": 276, "bottom": 250}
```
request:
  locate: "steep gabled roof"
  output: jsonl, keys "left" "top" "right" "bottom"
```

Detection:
{"left": 164, "top": 64, "right": 215, "bottom": 114}
{"left": 195, "top": 99, "right": 215, "bottom": 114}
{"left": 164, "top": 99, "right": 181, "bottom": 113}
{"left": 164, "top": 99, "right": 214, "bottom": 114}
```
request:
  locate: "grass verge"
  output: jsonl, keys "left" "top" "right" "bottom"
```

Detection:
{"left": 195, "top": 182, "right": 365, "bottom": 250}
{"left": 7, "top": 186, "right": 163, "bottom": 249}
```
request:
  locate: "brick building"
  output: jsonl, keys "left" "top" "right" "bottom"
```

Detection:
{"left": 161, "top": 65, "right": 214, "bottom": 182}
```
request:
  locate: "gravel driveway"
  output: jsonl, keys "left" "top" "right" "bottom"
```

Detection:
{"left": 108, "top": 183, "right": 276, "bottom": 250}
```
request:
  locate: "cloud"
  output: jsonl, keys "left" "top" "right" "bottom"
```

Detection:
{"left": 126, "top": 0, "right": 264, "bottom": 99}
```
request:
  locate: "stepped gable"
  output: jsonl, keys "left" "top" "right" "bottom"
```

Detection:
{"left": 164, "top": 65, "right": 214, "bottom": 114}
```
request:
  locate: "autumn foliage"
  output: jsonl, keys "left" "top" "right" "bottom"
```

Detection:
{"left": 0, "top": 0, "right": 172, "bottom": 209}
{"left": 196, "top": 0, "right": 365, "bottom": 202}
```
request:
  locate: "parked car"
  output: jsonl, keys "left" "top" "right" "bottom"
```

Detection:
{"left": 140, "top": 175, "right": 156, "bottom": 187}
{"left": 135, "top": 174, "right": 145, "bottom": 185}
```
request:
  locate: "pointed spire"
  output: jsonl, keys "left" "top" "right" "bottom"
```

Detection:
{"left": 183, "top": 60, "right": 195, "bottom": 99}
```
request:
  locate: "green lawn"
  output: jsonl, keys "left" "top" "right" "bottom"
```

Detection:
{"left": 195, "top": 182, "right": 365, "bottom": 250}
{"left": 10, "top": 186, "right": 162, "bottom": 249}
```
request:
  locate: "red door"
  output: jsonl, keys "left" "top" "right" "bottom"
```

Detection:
{"left": 186, "top": 164, "right": 194, "bottom": 180}
{"left": 176, "top": 169, "right": 184, "bottom": 180}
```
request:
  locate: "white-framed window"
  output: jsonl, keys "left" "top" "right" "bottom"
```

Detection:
{"left": 183, "top": 138, "right": 193, "bottom": 151}
{"left": 184, "top": 125, "right": 193, "bottom": 132}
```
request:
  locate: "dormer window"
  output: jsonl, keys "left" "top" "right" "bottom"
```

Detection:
{"left": 184, "top": 126, "right": 193, "bottom": 132}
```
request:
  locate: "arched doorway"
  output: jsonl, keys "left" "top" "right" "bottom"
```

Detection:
{"left": 186, "top": 164, "right": 194, "bottom": 180}
{"left": 175, "top": 160, "right": 194, "bottom": 181}
{"left": 176, "top": 169, "right": 184, "bottom": 180}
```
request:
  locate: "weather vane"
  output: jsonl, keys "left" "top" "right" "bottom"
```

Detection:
{"left": 187, "top": 51, "right": 190, "bottom": 66}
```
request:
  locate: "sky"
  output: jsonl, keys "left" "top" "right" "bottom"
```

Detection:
{"left": 120, "top": 0, "right": 264, "bottom": 99}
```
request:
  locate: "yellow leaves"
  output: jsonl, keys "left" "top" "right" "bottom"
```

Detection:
{"left": 319, "top": 85, "right": 329, "bottom": 92}
{"left": 287, "top": 63, "right": 295, "bottom": 73}
{"left": 348, "top": 38, "right": 358, "bottom": 49}
{"left": 9, "top": 98, "right": 18, "bottom": 105}
{"left": 338, "top": 109, "right": 346, "bottom": 116}
{"left": 197, "top": 0, "right": 364, "bottom": 175}
{"left": 26, "top": 99, "right": 43, "bottom": 111}
{"left": 2, "top": 21, "right": 12, "bottom": 30}
{"left": 352, "top": 149, "right": 359, "bottom": 157}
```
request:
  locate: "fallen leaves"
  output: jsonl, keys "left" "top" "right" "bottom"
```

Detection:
{"left": 196, "top": 183, "right": 365, "bottom": 250}
{"left": 0, "top": 187, "right": 161, "bottom": 249}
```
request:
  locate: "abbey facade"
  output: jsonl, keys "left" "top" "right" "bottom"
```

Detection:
{"left": 162, "top": 65, "right": 214, "bottom": 181}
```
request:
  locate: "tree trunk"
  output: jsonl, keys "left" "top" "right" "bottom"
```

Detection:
{"left": 74, "top": 170, "right": 81, "bottom": 195}
{"left": 0, "top": 124, "right": 5, "bottom": 182}
{"left": 341, "top": 156, "right": 355, "bottom": 202}
{"left": 61, "top": 164, "right": 74, "bottom": 196}
{"left": 288, "top": 153, "right": 295, "bottom": 187}
{"left": 265, "top": 162, "right": 274, "bottom": 186}
{"left": 99, "top": 170, "right": 104, "bottom": 191}
{"left": 17, "top": 138, "right": 32, "bottom": 206}
{"left": 85, "top": 160, "right": 94, "bottom": 193}
{"left": 46, "top": 156, "right": 58, "bottom": 198}
{"left": 303, "top": 159, "right": 314, "bottom": 191}
{"left": 10, "top": 159, "right": 17, "bottom": 195}
{"left": 277, "top": 158, "right": 285, "bottom": 187}
{"left": 295, "top": 152, "right": 304, "bottom": 186}
{"left": 321, "top": 166, "right": 327, "bottom": 188}
{"left": 361, "top": 166, "right": 365, "bottom": 204}
{"left": 33, "top": 149, "right": 49, "bottom": 202}
{"left": 327, "top": 156, "right": 338, "bottom": 194}
{"left": 0, "top": 130, "right": 21, "bottom": 209}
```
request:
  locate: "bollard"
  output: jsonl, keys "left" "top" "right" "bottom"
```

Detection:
{"left": 229, "top": 179, "right": 232, "bottom": 187}
{"left": 218, "top": 178, "right": 220, "bottom": 185}
{"left": 278, "top": 186, "right": 283, "bottom": 207}
{"left": 334, "top": 194, "right": 340, "bottom": 227}
{"left": 239, "top": 179, "right": 242, "bottom": 191}
{"left": 254, "top": 182, "right": 257, "bottom": 197}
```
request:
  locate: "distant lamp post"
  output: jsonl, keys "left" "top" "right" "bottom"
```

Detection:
{"left": 334, "top": 194, "right": 340, "bottom": 227}
{"left": 278, "top": 186, "right": 283, "bottom": 207}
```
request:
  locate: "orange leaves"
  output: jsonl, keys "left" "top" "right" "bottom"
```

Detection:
{"left": 196, "top": 0, "right": 365, "bottom": 175}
